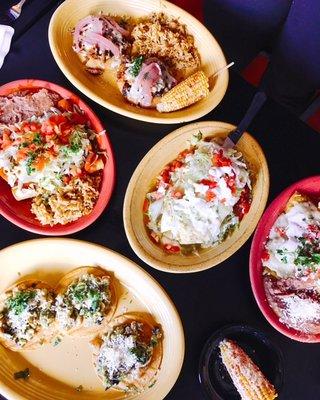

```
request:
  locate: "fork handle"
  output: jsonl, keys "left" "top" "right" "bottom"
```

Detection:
{"left": 228, "top": 91, "right": 267, "bottom": 144}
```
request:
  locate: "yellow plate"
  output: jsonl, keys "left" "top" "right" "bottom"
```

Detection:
{"left": 123, "top": 121, "right": 270, "bottom": 273}
{"left": 0, "top": 239, "right": 184, "bottom": 400}
{"left": 48, "top": 0, "right": 228, "bottom": 124}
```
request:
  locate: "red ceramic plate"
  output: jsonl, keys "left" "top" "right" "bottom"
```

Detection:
{"left": 0, "top": 79, "right": 115, "bottom": 235}
{"left": 250, "top": 176, "right": 320, "bottom": 342}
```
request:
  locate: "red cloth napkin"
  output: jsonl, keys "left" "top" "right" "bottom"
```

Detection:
{"left": 171, "top": 0, "right": 204, "bottom": 22}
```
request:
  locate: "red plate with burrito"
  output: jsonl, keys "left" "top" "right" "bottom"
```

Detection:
{"left": 250, "top": 176, "right": 320, "bottom": 342}
{"left": 0, "top": 79, "right": 115, "bottom": 235}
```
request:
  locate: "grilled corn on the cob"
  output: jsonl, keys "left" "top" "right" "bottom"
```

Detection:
{"left": 219, "top": 339, "right": 278, "bottom": 400}
{"left": 156, "top": 71, "right": 209, "bottom": 113}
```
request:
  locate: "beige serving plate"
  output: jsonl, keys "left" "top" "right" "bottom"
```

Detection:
{"left": 48, "top": 0, "right": 228, "bottom": 124}
{"left": 0, "top": 239, "right": 184, "bottom": 400}
{"left": 123, "top": 121, "right": 270, "bottom": 273}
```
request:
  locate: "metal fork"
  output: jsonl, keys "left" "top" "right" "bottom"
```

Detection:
{"left": 7, "top": 0, "right": 28, "bottom": 21}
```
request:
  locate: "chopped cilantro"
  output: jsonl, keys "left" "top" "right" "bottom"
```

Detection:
{"left": 191, "top": 131, "right": 203, "bottom": 145}
{"left": 69, "top": 131, "right": 83, "bottom": 153}
{"left": 294, "top": 236, "right": 320, "bottom": 269}
{"left": 130, "top": 344, "right": 150, "bottom": 365}
{"left": 130, "top": 56, "right": 144, "bottom": 77}
{"left": 87, "top": 289, "right": 101, "bottom": 312}
{"left": 70, "top": 283, "right": 101, "bottom": 314}
{"left": 33, "top": 133, "right": 42, "bottom": 145}
{"left": 312, "top": 253, "right": 320, "bottom": 264}
{"left": 19, "top": 142, "right": 29, "bottom": 149}
{"left": 26, "top": 152, "right": 36, "bottom": 175}
{"left": 52, "top": 337, "right": 62, "bottom": 347}
{"left": 7, "top": 290, "right": 36, "bottom": 315}
{"left": 14, "top": 368, "right": 30, "bottom": 380}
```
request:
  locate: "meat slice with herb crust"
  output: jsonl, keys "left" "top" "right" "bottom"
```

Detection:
{"left": 55, "top": 267, "right": 116, "bottom": 337}
{"left": 117, "top": 56, "right": 177, "bottom": 108}
{"left": 91, "top": 313, "right": 162, "bottom": 392}
{"left": 0, "top": 280, "right": 56, "bottom": 351}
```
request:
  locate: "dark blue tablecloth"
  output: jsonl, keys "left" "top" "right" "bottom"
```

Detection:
{"left": 1, "top": 1, "right": 320, "bottom": 399}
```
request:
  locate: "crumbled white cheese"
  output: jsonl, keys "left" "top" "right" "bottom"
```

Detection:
{"left": 263, "top": 201, "right": 320, "bottom": 278}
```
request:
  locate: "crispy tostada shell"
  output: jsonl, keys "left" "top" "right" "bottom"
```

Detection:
{"left": 0, "top": 279, "right": 56, "bottom": 351}
{"left": 55, "top": 266, "right": 117, "bottom": 337}
{"left": 91, "top": 312, "right": 163, "bottom": 392}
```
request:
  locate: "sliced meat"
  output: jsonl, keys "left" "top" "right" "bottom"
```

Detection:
{"left": 0, "top": 89, "right": 61, "bottom": 124}
{"left": 73, "top": 16, "right": 104, "bottom": 52}
{"left": 128, "top": 62, "right": 162, "bottom": 107}
{"left": 81, "top": 31, "right": 120, "bottom": 57}
{"left": 264, "top": 275, "right": 320, "bottom": 334}
{"left": 125, "top": 58, "right": 176, "bottom": 108}
{"left": 73, "top": 15, "right": 129, "bottom": 57}
{"left": 102, "top": 16, "right": 129, "bottom": 37}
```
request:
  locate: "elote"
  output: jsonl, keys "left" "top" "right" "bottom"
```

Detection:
{"left": 219, "top": 339, "right": 278, "bottom": 400}
{"left": 156, "top": 71, "right": 209, "bottom": 113}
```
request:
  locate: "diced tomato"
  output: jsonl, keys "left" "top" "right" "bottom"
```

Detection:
{"left": 200, "top": 179, "right": 217, "bottom": 188}
{"left": 69, "top": 112, "right": 87, "bottom": 125}
{"left": 58, "top": 98, "right": 73, "bottom": 112}
{"left": 84, "top": 151, "right": 104, "bottom": 173}
{"left": 164, "top": 244, "right": 181, "bottom": 253}
{"left": 29, "top": 122, "right": 41, "bottom": 132}
{"left": 21, "top": 122, "right": 31, "bottom": 133}
{"left": 170, "top": 160, "right": 182, "bottom": 171}
{"left": 41, "top": 122, "right": 54, "bottom": 135}
{"left": 212, "top": 150, "right": 232, "bottom": 167}
{"left": 173, "top": 190, "right": 184, "bottom": 199}
{"left": 225, "top": 174, "right": 236, "bottom": 194}
{"left": 63, "top": 175, "right": 71, "bottom": 184}
{"left": 1, "top": 130, "right": 12, "bottom": 150}
{"left": 143, "top": 198, "right": 149, "bottom": 213}
{"left": 261, "top": 248, "right": 270, "bottom": 261}
{"left": 178, "top": 147, "right": 195, "bottom": 160}
{"left": 275, "top": 227, "right": 287, "bottom": 239}
{"left": 234, "top": 187, "right": 251, "bottom": 220}
{"left": 50, "top": 115, "right": 68, "bottom": 125}
{"left": 205, "top": 190, "right": 216, "bottom": 202}
{"left": 16, "top": 147, "right": 30, "bottom": 161}
{"left": 308, "top": 224, "right": 320, "bottom": 233}
{"left": 150, "top": 231, "right": 160, "bottom": 243}
{"left": 159, "top": 167, "right": 170, "bottom": 184}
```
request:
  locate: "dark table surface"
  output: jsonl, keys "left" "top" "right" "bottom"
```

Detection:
{"left": 1, "top": 1, "right": 320, "bottom": 399}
